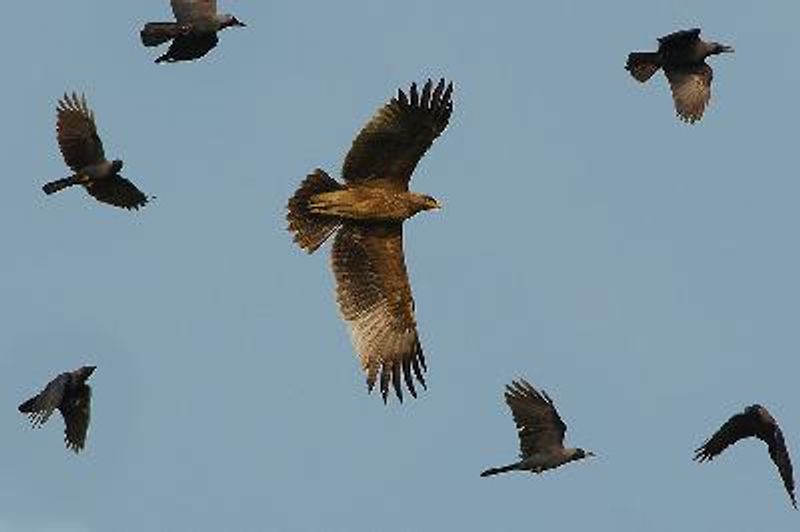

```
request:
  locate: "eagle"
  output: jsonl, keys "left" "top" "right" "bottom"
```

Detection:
{"left": 626, "top": 28, "right": 733, "bottom": 123}
{"left": 140, "top": 0, "right": 246, "bottom": 63}
{"left": 19, "top": 366, "right": 96, "bottom": 453}
{"left": 695, "top": 404, "right": 796, "bottom": 509}
{"left": 42, "top": 93, "right": 150, "bottom": 210}
{"left": 481, "top": 379, "right": 594, "bottom": 477}
{"left": 286, "top": 78, "right": 453, "bottom": 403}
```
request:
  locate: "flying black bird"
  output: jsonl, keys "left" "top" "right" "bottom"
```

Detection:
{"left": 695, "top": 404, "right": 796, "bottom": 509}
{"left": 141, "top": 0, "right": 246, "bottom": 63}
{"left": 481, "top": 379, "right": 594, "bottom": 477}
{"left": 626, "top": 28, "right": 733, "bottom": 123}
{"left": 19, "top": 366, "right": 96, "bottom": 453}
{"left": 287, "top": 78, "right": 453, "bottom": 403}
{"left": 42, "top": 93, "right": 149, "bottom": 210}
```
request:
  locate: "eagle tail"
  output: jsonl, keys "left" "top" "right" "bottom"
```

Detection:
{"left": 287, "top": 169, "right": 342, "bottom": 253}
{"left": 42, "top": 176, "right": 80, "bottom": 195}
{"left": 480, "top": 462, "right": 521, "bottom": 477}
{"left": 626, "top": 52, "right": 661, "bottom": 82}
{"left": 140, "top": 22, "right": 184, "bottom": 47}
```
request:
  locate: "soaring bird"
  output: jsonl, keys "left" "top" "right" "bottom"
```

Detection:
{"left": 626, "top": 28, "right": 733, "bottom": 123}
{"left": 42, "top": 93, "right": 149, "bottom": 210}
{"left": 695, "top": 404, "right": 796, "bottom": 509}
{"left": 481, "top": 379, "right": 594, "bottom": 477}
{"left": 19, "top": 366, "right": 96, "bottom": 453}
{"left": 141, "top": 0, "right": 245, "bottom": 63}
{"left": 286, "top": 78, "right": 453, "bottom": 403}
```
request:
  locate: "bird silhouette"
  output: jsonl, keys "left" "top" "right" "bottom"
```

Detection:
{"left": 481, "top": 379, "right": 594, "bottom": 477}
{"left": 695, "top": 404, "right": 796, "bottom": 509}
{"left": 287, "top": 79, "right": 453, "bottom": 403}
{"left": 141, "top": 0, "right": 246, "bottom": 63}
{"left": 19, "top": 366, "right": 96, "bottom": 453}
{"left": 626, "top": 28, "right": 733, "bottom": 123}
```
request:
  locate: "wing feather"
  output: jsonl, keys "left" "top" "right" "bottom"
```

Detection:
{"left": 59, "top": 384, "right": 92, "bottom": 453}
{"left": 18, "top": 374, "right": 68, "bottom": 428}
{"left": 56, "top": 93, "right": 106, "bottom": 172}
{"left": 84, "top": 175, "right": 149, "bottom": 210}
{"left": 157, "top": 33, "right": 219, "bottom": 63}
{"left": 331, "top": 223, "right": 425, "bottom": 402}
{"left": 694, "top": 411, "right": 757, "bottom": 462}
{"left": 504, "top": 379, "right": 567, "bottom": 459}
{"left": 171, "top": 0, "right": 217, "bottom": 24}
{"left": 342, "top": 79, "right": 453, "bottom": 189}
{"left": 665, "top": 63, "right": 713, "bottom": 123}
{"left": 767, "top": 426, "right": 797, "bottom": 508}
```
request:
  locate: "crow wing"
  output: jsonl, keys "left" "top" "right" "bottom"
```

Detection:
{"left": 342, "top": 79, "right": 453, "bottom": 190}
{"left": 767, "top": 423, "right": 797, "bottom": 508}
{"left": 84, "top": 176, "right": 149, "bottom": 210}
{"left": 331, "top": 223, "right": 425, "bottom": 402}
{"left": 505, "top": 379, "right": 567, "bottom": 459}
{"left": 59, "top": 383, "right": 92, "bottom": 453}
{"left": 658, "top": 28, "right": 701, "bottom": 47}
{"left": 18, "top": 374, "right": 69, "bottom": 428}
{"left": 57, "top": 93, "right": 106, "bottom": 172}
{"left": 694, "top": 411, "right": 757, "bottom": 462}
{"left": 171, "top": 0, "right": 217, "bottom": 24}
{"left": 665, "top": 63, "right": 712, "bottom": 123}
{"left": 157, "top": 33, "right": 219, "bottom": 63}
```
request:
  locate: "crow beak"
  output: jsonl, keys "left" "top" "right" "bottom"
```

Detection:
{"left": 236, "top": 20, "right": 247, "bottom": 27}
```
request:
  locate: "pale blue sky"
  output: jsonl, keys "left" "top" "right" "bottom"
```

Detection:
{"left": 2, "top": 1, "right": 799, "bottom": 530}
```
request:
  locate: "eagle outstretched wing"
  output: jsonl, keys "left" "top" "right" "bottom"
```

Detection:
{"left": 331, "top": 223, "right": 425, "bottom": 402}
{"left": 342, "top": 78, "right": 453, "bottom": 189}
{"left": 505, "top": 380, "right": 567, "bottom": 459}
{"left": 56, "top": 93, "right": 106, "bottom": 172}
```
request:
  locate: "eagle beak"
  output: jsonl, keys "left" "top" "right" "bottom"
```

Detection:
{"left": 586, "top": 451, "right": 596, "bottom": 458}
{"left": 720, "top": 45, "right": 734, "bottom": 53}
{"left": 433, "top": 200, "right": 443, "bottom": 210}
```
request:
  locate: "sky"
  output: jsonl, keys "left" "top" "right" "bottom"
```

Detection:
{"left": 1, "top": 1, "right": 799, "bottom": 530}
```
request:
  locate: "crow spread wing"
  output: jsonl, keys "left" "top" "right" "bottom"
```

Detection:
{"left": 505, "top": 379, "right": 567, "bottom": 459}
{"left": 658, "top": 28, "right": 701, "bottom": 47}
{"left": 342, "top": 79, "right": 453, "bottom": 190}
{"left": 18, "top": 374, "right": 68, "bottom": 428}
{"left": 157, "top": 33, "right": 219, "bottom": 63}
{"left": 331, "top": 223, "right": 425, "bottom": 402}
{"left": 694, "top": 411, "right": 757, "bottom": 462}
{"left": 59, "top": 384, "right": 92, "bottom": 453}
{"left": 666, "top": 63, "right": 712, "bottom": 123}
{"left": 85, "top": 176, "right": 149, "bottom": 210}
{"left": 171, "top": 0, "right": 217, "bottom": 24}
{"left": 57, "top": 93, "right": 106, "bottom": 172}
{"left": 768, "top": 424, "right": 797, "bottom": 508}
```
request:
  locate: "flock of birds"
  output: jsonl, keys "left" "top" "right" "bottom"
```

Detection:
{"left": 16, "top": 0, "right": 797, "bottom": 514}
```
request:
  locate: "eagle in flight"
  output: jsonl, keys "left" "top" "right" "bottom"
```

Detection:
{"left": 287, "top": 78, "right": 453, "bottom": 403}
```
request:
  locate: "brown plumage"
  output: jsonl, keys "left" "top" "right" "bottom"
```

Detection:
{"left": 18, "top": 366, "right": 96, "bottom": 453}
{"left": 286, "top": 79, "right": 453, "bottom": 403}
{"left": 626, "top": 29, "right": 733, "bottom": 123}
{"left": 695, "top": 404, "right": 796, "bottom": 509}
{"left": 43, "top": 93, "right": 149, "bottom": 210}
